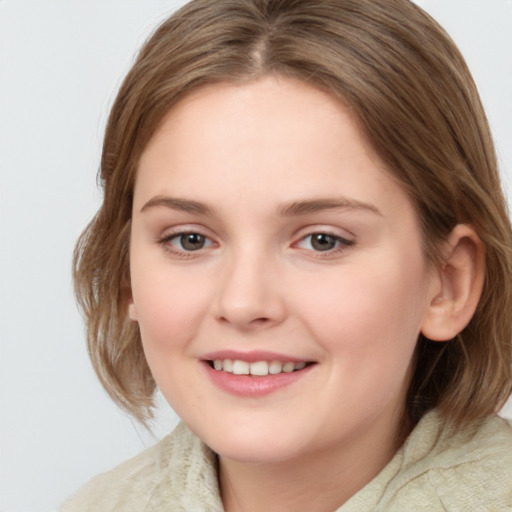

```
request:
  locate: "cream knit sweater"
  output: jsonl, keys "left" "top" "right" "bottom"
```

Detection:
{"left": 61, "top": 411, "right": 512, "bottom": 511}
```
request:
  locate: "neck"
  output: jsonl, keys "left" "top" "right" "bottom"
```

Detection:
{"left": 218, "top": 414, "right": 405, "bottom": 512}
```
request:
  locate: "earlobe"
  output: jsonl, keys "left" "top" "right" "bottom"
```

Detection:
{"left": 421, "top": 224, "right": 484, "bottom": 342}
{"left": 128, "top": 302, "right": 139, "bottom": 322}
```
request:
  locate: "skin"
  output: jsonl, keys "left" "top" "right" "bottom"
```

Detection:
{"left": 128, "top": 76, "right": 445, "bottom": 511}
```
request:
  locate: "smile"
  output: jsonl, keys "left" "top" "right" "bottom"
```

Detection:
{"left": 209, "top": 359, "right": 308, "bottom": 376}
{"left": 204, "top": 357, "right": 315, "bottom": 397}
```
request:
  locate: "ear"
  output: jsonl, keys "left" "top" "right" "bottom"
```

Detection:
{"left": 128, "top": 302, "right": 138, "bottom": 322}
{"left": 421, "top": 224, "right": 484, "bottom": 342}
{"left": 127, "top": 294, "right": 139, "bottom": 322}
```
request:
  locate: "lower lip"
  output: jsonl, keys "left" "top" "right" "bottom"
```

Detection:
{"left": 202, "top": 361, "right": 315, "bottom": 397}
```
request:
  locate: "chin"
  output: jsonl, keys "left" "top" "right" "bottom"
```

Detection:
{"left": 204, "top": 427, "right": 310, "bottom": 465}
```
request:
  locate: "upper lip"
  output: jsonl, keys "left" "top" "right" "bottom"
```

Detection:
{"left": 201, "top": 350, "right": 312, "bottom": 363}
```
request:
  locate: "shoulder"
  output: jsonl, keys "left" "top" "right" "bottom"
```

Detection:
{"left": 59, "top": 422, "right": 223, "bottom": 512}
{"left": 381, "top": 412, "right": 512, "bottom": 511}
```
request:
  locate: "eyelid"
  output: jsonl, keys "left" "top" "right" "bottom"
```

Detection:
{"left": 157, "top": 225, "right": 219, "bottom": 257}
{"left": 155, "top": 224, "right": 355, "bottom": 259}
{"left": 157, "top": 223, "right": 215, "bottom": 240}
{"left": 292, "top": 228, "right": 355, "bottom": 256}
{"left": 169, "top": 232, "right": 215, "bottom": 248}
{"left": 295, "top": 232, "right": 354, "bottom": 248}
{"left": 292, "top": 224, "right": 355, "bottom": 242}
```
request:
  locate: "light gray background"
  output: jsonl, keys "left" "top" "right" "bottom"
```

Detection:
{"left": 1, "top": 1, "right": 511, "bottom": 511}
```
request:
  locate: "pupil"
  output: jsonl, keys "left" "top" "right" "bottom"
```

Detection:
{"left": 181, "top": 233, "right": 205, "bottom": 251}
{"left": 311, "top": 233, "right": 336, "bottom": 251}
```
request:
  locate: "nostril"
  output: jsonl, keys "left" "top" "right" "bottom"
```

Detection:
{"left": 251, "top": 317, "right": 270, "bottom": 324}
{"left": 217, "top": 315, "right": 271, "bottom": 327}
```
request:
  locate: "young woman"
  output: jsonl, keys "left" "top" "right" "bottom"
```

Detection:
{"left": 62, "top": 0, "right": 512, "bottom": 510}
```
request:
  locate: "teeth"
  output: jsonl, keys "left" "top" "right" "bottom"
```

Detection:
{"left": 250, "top": 361, "right": 269, "bottom": 376}
{"left": 232, "top": 360, "right": 250, "bottom": 375}
{"left": 269, "top": 360, "right": 282, "bottom": 374}
{"left": 282, "top": 362, "right": 295, "bottom": 373}
{"left": 211, "top": 359, "right": 308, "bottom": 376}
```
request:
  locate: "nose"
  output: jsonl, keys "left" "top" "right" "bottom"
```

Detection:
{"left": 214, "top": 249, "right": 286, "bottom": 331}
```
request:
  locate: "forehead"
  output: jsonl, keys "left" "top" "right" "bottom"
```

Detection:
{"left": 134, "top": 76, "right": 415, "bottom": 223}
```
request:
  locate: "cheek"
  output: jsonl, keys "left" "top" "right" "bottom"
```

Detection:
{"left": 131, "top": 269, "right": 214, "bottom": 406}
{"left": 292, "top": 257, "right": 428, "bottom": 366}
{"left": 131, "top": 265, "right": 212, "bottom": 355}
{"left": 290, "top": 264, "right": 428, "bottom": 421}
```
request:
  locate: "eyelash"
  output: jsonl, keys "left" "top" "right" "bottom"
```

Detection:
{"left": 157, "top": 230, "right": 355, "bottom": 259}
{"left": 294, "top": 232, "right": 355, "bottom": 257}
{"left": 158, "top": 231, "right": 217, "bottom": 259}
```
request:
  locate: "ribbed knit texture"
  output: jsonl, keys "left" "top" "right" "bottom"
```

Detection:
{"left": 61, "top": 411, "right": 512, "bottom": 511}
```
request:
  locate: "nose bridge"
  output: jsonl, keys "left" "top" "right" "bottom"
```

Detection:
{"left": 215, "top": 241, "right": 284, "bottom": 329}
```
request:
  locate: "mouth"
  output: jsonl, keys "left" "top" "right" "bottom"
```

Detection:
{"left": 202, "top": 353, "right": 316, "bottom": 397}
{"left": 206, "top": 359, "right": 314, "bottom": 376}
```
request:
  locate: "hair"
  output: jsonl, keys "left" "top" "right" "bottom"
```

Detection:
{"left": 74, "top": 0, "right": 512, "bottom": 429}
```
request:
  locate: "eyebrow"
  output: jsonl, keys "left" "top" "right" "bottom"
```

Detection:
{"left": 140, "top": 195, "right": 382, "bottom": 217}
{"left": 277, "top": 198, "right": 382, "bottom": 217}
{"left": 140, "top": 196, "right": 214, "bottom": 215}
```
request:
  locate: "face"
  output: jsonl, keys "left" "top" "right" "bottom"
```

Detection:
{"left": 129, "top": 76, "right": 437, "bottom": 465}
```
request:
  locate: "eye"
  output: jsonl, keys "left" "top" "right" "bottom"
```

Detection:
{"left": 166, "top": 232, "right": 215, "bottom": 252}
{"left": 296, "top": 232, "right": 354, "bottom": 252}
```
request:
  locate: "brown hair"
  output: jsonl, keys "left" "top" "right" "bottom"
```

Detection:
{"left": 74, "top": 0, "right": 512, "bottom": 428}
